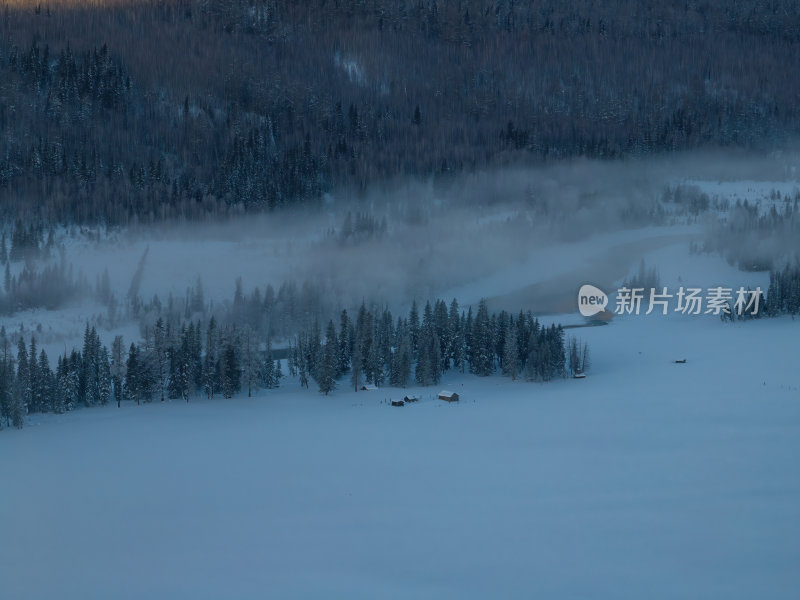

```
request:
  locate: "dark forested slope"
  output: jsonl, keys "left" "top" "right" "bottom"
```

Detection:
{"left": 1, "top": 0, "right": 799, "bottom": 224}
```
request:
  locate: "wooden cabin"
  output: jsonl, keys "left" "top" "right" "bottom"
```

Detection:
{"left": 391, "top": 399, "right": 405, "bottom": 407}
{"left": 403, "top": 395, "right": 418, "bottom": 403}
{"left": 360, "top": 384, "right": 378, "bottom": 391}
{"left": 438, "top": 390, "right": 459, "bottom": 402}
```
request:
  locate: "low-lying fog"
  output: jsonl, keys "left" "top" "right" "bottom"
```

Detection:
{"left": 14, "top": 149, "right": 800, "bottom": 325}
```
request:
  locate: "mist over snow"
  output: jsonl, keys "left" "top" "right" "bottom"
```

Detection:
{"left": 40, "top": 150, "right": 800, "bottom": 319}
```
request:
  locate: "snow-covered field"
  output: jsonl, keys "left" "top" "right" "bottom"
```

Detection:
{"left": 2, "top": 309, "right": 799, "bottom": 599}
{"left": 3, "top": 166, "right": 800, "bottom": 598}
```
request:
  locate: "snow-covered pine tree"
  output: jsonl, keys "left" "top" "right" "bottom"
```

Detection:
{"left": 53, "top": 356, "right": 66, "bottom": 415}
{"left": 110, "top": 335, "right": 126, "bottom": 408}
{"left": 28, "top": 337, "right": 41, "bottom": 412}
{"left": 125, "top": 343, "right": 141, "bottom": 405}
{"left": 242, "top": 327, "right": 259, "bottom": 398}
{"left": 78, "top": 323, "right": 91, "bottom": 405}
{"left": 549, "top": 325, "right": 566, "bottom": 379}
{"left": 378, "top": 309, "right": 393, "bottom": 383}
{"left": 366, "top": 322, "right": 382, "bottom": 386}
{"left": 153, "top": 318, "right": 169, "bottom": 402}
{"left": 63, "top": 350, "right": 79, "bottom": 411}
{"left": 177, "top": 330, "right": 192, "bottom": 402}
{"left": 470, "top": 299, "right": 493, "bottom": 376}
{"left": 502, "top": 319, "right": 519, "bottom": 380}
{"left": 221, "top": 332, "right": 240, "bottom": 399}
{"left": 0, "top": 327, "right": 13, "bottom": 427}
{"left": 350, "top": 335, "right": 362, "bottom": 392}
{"left": 260, "top": 338, "right": 275, "bottom": 389}
{"left": 434, "top": 299, "right": 449, "bottom": 370}
{"left": 189, "top": 321, "right": 203, "bottom": 391}
{"left": 447, "top": 299, "right": 460, "bottom": 369}
{"left": 390, "top": 320, "right": 412, "bottom": 388}
{"left": 338, "top": 309, "right": 351, "bottom": 377}
{"left": 37, "top": 348, "right": 54, "bottom": 411}
{"left": 524, "top": 329, "right": 540, "bottom": 381}
{"left": 203, "top": 317, "right": 218, "bottom": 399}
{"left": 408, "top": 300, "right": 420, "bottom": 354}
{"left": 317, "top": 320, "right": 338, "bottom": 395}
{"left": 415, "top": 309, "right": 442, "bottom": 386}
{"left": 295, "top": 333, "right": 310, "bottom": 389}
{"left": 309, "top": 319, "right": 322, "bottom": 381}
{"left": 12, "top": 337, "right": 29, "bottom": 428}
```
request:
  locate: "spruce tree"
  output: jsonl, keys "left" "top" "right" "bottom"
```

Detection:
{"left": 338, "top": 309, "right": 351, "bottom": 377}
{"left": 391, "top": 322, "right": 412, "bottom": 388}
{"left": 12, "top": 338, "right": 29, "bottom": 428}
{"left": 110, "top": 336, "right": 126, "bottom": 408}
{"left": 0, "top": 327, "right": 12, "bottom": 427}
{"left": 37, "top": 349, "right": 53, "bottom": 411}
{"left": 203, "top": 317, "right": 217, "bottom": 399}
{"left": 125, "top": 343, "right": 141, "bottom": 405}
{"left": 28, "top": 337, "right": 40, "bottom": 413}
{"left": 260, "top": 338, "right": 275, "bottom": 389}
{"left": 470, "top": 299, "right": 493, "bottom": 376}
{"left": 15, "top": 337, "right": 30, "bottom": 416}
{"left": 153, "top": 318, "right": 169, "bottom": 402}
{"left": 53, "top": 356, "right": 66, "bottom": 415}
{"left": 502, "top": 321, "right": 519, "bottom": 380}
{"left": 221, "top": 337, "right": 240, "bottom": 399}
{"left": 317, "top": 320, "right": 338, "bottom": 395}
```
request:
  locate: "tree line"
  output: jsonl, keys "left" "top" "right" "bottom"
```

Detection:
{"left": 0, "top": 294, "right": 588, "bottom": 430}
{"left": 0, "top": 316, "right": 284, "bottom": 430}
{"left": 290, "top": 298, "right": 587, "bottom": 395}
{"left": 765, "top": 264, "right": 800, "bottom": 316}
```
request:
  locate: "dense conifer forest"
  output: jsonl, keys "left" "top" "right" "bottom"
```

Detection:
{"left": 1, "top": 0, "right": 799, "bottom": 224}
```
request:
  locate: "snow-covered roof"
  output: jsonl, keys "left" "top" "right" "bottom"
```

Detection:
{"left": 439, "top": 390, "right": 456, "bottom": 396}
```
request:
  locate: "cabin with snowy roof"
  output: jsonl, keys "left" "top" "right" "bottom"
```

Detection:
{"left": 438, "top": 390, "right": 459, "bottom": 402}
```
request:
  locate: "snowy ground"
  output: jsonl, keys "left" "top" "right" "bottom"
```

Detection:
{"left": 1, "top": 311, "right": 798, "bottom": 599}
{"left": 3, "top": 168, "right": 800, "bottom": 598}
